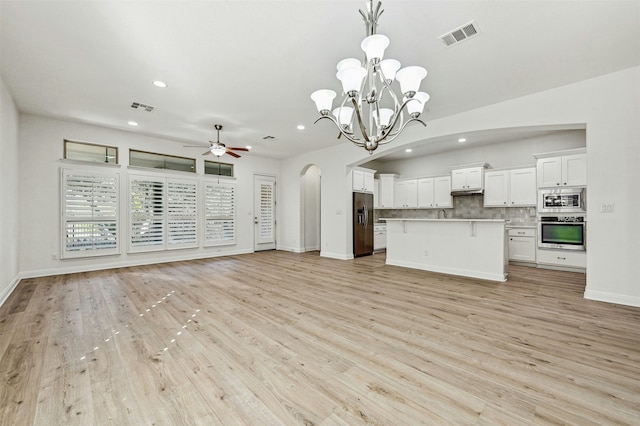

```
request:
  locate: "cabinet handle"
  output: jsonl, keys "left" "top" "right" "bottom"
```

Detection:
{"left": 556, "top": 183, "right": 560, "bottom": 186}
{"left": 557, "top": 256, "right": 566, "bottom": 260}
{"left": 563, "top": 182, "right": 567, "bottom": 185}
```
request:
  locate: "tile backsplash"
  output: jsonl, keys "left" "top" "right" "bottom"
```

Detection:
{"left": 374, "top": 194, "right": 536, "bottom": 222}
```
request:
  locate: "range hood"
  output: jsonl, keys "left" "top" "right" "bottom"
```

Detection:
{"left": 451, "top": 189, "right": 484, "bottom": 196}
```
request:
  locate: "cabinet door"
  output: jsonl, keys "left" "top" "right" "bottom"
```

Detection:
{"left": 509, "top": 236, "right": 536, "bottom": 262}
{"left": 378, "top": 175, "right": 396, "bottom": 208}
{"left": 484, "top": 171, "right": 509, "bottom": 206}
{"left": 465, "top": 167, "right": 483, "bottom": 190}
{"left": 404, "top": 180, "right": 418, "bottom": 207}
{"left": 373, "top": 179, "right": 379, "bottom": 208}
{"left": 417, "top": 178, "right": 434, "bottom": 208}
{"left": 352, "top": 170, "right": 364, "bottom": 191}
{"left": 363, "top": 172, "right": 375, "bottom": 193}
{"left": 509, "top": 168, "right": 537, "bottom": 206}
{"left": 433, "top": 176, "right": 452, "bottom": 208}
{"left": 537, "top": 157, "right": 562, "bottom": 187}
{"left": 451, "top": 169, "right": 467, "bottom": 190}
{"left": 562, "top": 154, "right": 587, "bottom": 186}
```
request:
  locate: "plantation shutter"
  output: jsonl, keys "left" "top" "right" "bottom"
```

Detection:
{"left": 62, "top": 168, "right": 119, "bottom": 258}
{"left": 257, "top": 180, "right": 275, "bottom": 244}
{"left": 167, "top": 180, "right": 198, "bottom": 247}
{"left": 204, "top": 181, "right": 236, "bottom": 246}
{"left": 130, "top": 176, "right": 165, "bottom": 251}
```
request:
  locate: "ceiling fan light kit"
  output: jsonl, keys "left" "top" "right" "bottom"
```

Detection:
{"left": 189, "top": 124, "right": 249, "bottom": 159}
{"left": 311, "top": 0, "right": 430, "bottom": 154}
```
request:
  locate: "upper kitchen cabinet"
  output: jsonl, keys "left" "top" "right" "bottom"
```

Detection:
{"left": 484, "top": 168, "right": 536, "bottom": 207}
{"left": 418, "top": 176, "right": 453, "bottom": 208}
{"left": 352, "top": 168, "right": 375, "bottom": 193}
{"left": 378, "top": 174, "right": 398, "bottom": 208}
{"left": 395, "top": 179, "right": 418, "bottom": 208}
{"left": 535, "top": 149, "right": 586, "bottom": 188}
{"left": 451, "top": 165, "right": 487, "bottom": 192}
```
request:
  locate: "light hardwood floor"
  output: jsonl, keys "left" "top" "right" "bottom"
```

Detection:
{"left": 1, "top": 251, "right": 639, "bottom": 425}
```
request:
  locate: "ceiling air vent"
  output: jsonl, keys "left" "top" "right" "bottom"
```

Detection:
{"left": 438, "top": 20, "right": 480, "bottom": 47}
{"left": 130, "top": 102, "right": 155, "bottom": 112}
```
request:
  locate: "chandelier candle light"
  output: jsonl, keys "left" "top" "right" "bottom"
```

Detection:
{"left": 311, "top": 0, "right": 430, "bottom": 154}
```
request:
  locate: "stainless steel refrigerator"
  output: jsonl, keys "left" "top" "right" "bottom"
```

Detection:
{"left": 353, "top": 192, "right": 374, "bottom": 257}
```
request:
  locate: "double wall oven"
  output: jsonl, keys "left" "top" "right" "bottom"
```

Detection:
{"left": 538, "top": 188, "right": 586, "bottom": 251}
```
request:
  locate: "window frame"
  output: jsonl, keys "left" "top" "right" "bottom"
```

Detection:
{"left": 64, "top": 139, "right": 119, "bottom": 164}
{"left": 203, "top": 178, "right": 236, "bottom": 247}
{"left": 129, "top": 149, "right": 196, "bottom": 173}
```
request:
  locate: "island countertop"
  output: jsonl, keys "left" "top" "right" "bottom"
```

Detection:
{"left": 380, "top": 218, "right": 506, "bottom": 223}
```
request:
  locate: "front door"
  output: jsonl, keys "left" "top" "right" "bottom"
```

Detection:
{"left": 254, "top": 174, "right": 276, "bottom": 251}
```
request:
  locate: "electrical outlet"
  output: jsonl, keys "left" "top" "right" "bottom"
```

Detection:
{"left": 600, "top": 203, "right": 615, "bottom": 213}
{"left": 51, "top": 254, "right": 57, "bottom": 260}
{"left": 424, "top": 250, "right": 429, "bottom": 256}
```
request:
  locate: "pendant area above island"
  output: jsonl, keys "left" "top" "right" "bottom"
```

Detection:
{"left": 381, "top": 218, "right": 508, "bottom": 282}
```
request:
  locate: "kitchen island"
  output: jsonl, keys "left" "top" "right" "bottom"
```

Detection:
{"left": 381, "top": 218, "right": 508, "bottom": 282}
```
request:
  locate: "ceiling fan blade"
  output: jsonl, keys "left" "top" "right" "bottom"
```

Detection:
{"left": 202, "top": 150, "right": 212, "bottom": 156}
{"left": 184, "top": 144, "right": 209, "bottom": 148}
{"left": 226, "top": 151, "right": 241, "bottom": 158}
{"left": 227, "top": 147, "right": 249, "bottom": 152}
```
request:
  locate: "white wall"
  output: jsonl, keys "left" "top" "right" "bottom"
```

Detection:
{"left": 279, "top": 66, "right": 640, "bottom": 307}
{"left": 0, "top": 78, "right": 21, "bottom": 305}
{"left": 17, "top": 114, "right": 280, "bottom": 277}
{"left": 372, "top": 130, "right": 585, "bottom": 179}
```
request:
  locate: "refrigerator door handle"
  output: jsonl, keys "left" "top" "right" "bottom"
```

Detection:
{"left": 364, "top": 203, "right": 368, "bottom": 227}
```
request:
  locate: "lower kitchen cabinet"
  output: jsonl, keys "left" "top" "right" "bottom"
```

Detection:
{"left": 374, "top": 224, "right": 387, "bottom": 251}
{"left": 537, "top": 249, "right": 586, "bottom": 269}
{"left": 508, "top": 228, "right": 536, "bottom": 264}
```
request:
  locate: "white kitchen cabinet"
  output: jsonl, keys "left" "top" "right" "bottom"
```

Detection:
{"left": 352, "top": 168, "right": 375, "bottom": 193}
{"left": 484, "top": 168, "right": 536, "bottom": 207}
{"left": 451, "top": 166, "right": 484, "bottom": 191}
{"left": 417, "top": 178, "right": 435, "bottom": 207}
{"left": 433, "top": 176, "right": 453, "bottom": 208}
{"left": 374, "top": 224, "right": 387, "bottom": 251}
{"left": 537, "top": 152, "right": 586, "bottom": 187}
{"left": 378, "top": 174, "right": 397, "bottom": 208}
{"left": 537, "top": 249, "right": 586, "bottom": 270}
{"left": 418, "top": 176, "right": 453, "bottom": 208}
{"left": 508, "top": 228, "right": 536, "bottom": 263}
{"left": 484, "top": 171, "right": 509, "bottom": 206}
{"left": 373, "top": 179, "right": 379, "bottom": 208}
{"left": 395, "top": 179, "right": 418, "bottom": 208}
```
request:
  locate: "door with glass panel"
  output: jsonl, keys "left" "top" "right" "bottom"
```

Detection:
{"left": 254, "top": 174, "right": 276, "bottom": 251}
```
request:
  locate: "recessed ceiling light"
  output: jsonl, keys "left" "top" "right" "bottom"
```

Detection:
{"left": 405, "top": 148, "right": 413, "bottom": 153}
{"left": 458, "top": 138, "right": 467, "bottom": 143}
{"left": 245, "top": 146, "right": 252, "bottom": 150}
{"left": 128, "top": 121, "right": 139, "bottom": 127}
{"left": 152, "top": 80, "right": 168, "bottom": 88}
{"left": 297, "top": 124, "right": 305, "bottom": 130}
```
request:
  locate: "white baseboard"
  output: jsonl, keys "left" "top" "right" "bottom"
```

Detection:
{"left": 321, "top": 251, "right": 353, "bottom": 260}
{"left": 584, "top": 289, "right": 640, "bottom": 308}
{"left": 386, "top": 258, "right": 507, "bottom": 282}
{"left": 0, "top": 274, "right": 21, "bottom": 308}
{"left": 19, "top": 249, "right": 254, "bottom": 279}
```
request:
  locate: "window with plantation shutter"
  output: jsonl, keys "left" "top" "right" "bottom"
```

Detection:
{"left": 130, "top": 176, "right": 165, "bottom": 251}
{"left": 62, "top": 168, "right": 120, "bottom": 258}
{"left": 167, "top": 180, "right": 198, "bottom": 247}
{"left": 204, "top": 181, "right": 236, "bottom": 246}
{"left": 129, "top": 174, "right": 198, "bottom": 252}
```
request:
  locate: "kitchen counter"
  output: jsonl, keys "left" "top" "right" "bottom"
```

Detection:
{"left": 381, "top": 218, "right": 508, "bottom": 282}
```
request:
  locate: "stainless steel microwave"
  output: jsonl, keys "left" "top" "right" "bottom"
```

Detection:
{"left": 538, "top": 188, "right": 585, "bottom": 213}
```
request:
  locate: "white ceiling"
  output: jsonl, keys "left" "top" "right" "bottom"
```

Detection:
{"left": 1, "top": 1, "right": 639, "bottom": 160}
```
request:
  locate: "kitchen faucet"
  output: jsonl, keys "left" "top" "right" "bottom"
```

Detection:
{"left": 438, "top": 209, "right": 447, "bottom": 219}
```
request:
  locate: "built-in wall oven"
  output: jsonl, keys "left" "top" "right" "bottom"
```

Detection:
{"left": 538, "top": 216, "right": 586, "bottom": 251}
{"left": 538, "top": 188, "right": 586, "bottom": 213}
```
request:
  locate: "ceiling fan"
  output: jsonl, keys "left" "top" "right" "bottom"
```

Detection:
{"left": 186, "top": 124, "right": 249, "bottom": 158}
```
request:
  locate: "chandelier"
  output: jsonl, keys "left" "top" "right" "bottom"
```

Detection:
{"left": 311, "top": 0, "right": 430, "bottom": 154}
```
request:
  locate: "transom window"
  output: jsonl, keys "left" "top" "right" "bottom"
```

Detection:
{"left": 64, "top": 140, "right": 118, "bottom": 164}
{"left": 204, "top": 160, "right": 234, "bottom": 177}
{"left": 130, "top": 150, "right": 195, "bottom": 173}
